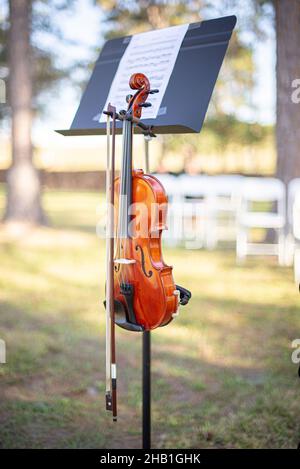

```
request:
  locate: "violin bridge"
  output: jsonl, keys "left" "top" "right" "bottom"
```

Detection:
{"left": 114, "top": 258, "right": 136, "bottom": 265}
{"left": 150, "top": 223, "right": 168, "bottom": 235}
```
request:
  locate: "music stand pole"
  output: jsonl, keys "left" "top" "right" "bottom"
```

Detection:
{"left": 142, "top": 137, "right": 151, "bottom": 450}
{"left": 142, "top": 331, "right": 151, "bottom": 449}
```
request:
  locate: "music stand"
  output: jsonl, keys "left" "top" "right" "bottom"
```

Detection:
{"left": 56, "top": 14, "right": 236, "bottom": 449}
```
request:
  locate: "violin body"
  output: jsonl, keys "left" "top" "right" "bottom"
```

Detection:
{"left": 113, "top": 169, "right": 178, "bottom": 330}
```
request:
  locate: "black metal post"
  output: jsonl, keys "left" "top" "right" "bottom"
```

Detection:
{"left": 142, "top": 137, "right": 151, "bottom": 450}
{"left": 142, "top": 330, "right": 151, "bottom": 449}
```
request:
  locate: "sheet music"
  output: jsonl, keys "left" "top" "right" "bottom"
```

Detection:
{"left": 99, "top": 24, "right": 189, "bottom": 122}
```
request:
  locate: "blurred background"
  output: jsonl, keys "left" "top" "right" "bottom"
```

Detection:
{"left": 1, "top": 0, "right": 300, "bottom": 449}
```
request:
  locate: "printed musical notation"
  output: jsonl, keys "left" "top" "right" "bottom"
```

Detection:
{"left": 99, "top": 24, "right": 188, "bottom": 122}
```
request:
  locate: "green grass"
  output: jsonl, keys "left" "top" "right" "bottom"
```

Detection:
{"left": 0, "top": 187, "right": 300, "bottom": 448}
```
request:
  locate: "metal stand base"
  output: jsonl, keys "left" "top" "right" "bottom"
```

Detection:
{"left": 142, "top": 330, "right": 151, "bottom": 449}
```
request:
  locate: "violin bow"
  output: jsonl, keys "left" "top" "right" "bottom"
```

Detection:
{"left": 105, "top": 103, "right": 117, "bottom": 421}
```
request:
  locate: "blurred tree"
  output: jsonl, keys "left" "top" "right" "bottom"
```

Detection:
{"left": 5, "top": 0, "right": 46, "bottom": 224}
{"left": 1, "top": 0, "right": 76, "bottom": 225}
{"left": 274, "top": 0, "right": 300, "bottom": 184}
{"left": 99, "top": 0, "right": 203, "bottom": 34}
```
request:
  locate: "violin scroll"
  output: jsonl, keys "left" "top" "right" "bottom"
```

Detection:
{"left": 127, "top": 73, "right": 151, "bottom": 119}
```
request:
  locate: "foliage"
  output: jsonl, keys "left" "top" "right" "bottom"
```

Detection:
{"left": 95, "top": 0, "right": 273, "bottom": 159}
{"left": 99, "top": 0, "right": 204, "bottom": 37}
{"left": 0, "top": 0, "right": 82, "bottom": 117}
{"left": 160, "top": 116, "right": 273, "bottom": 169}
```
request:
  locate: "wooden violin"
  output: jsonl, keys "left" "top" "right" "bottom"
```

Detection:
{"left": 104, "top": 73, "right": 191, "bottom": 420}
{"left": 113, "top": 73, "right": 180, "bottom": 330}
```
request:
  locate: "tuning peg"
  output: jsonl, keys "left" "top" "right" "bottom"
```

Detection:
{"left": 149, "top": 89, "right": 159, "bottom": 94}
{"left": 139, "top": 102, "right": 152, "bottom": 108}
{"left": 126, "top": 94, "right": 133, "bottom": 103}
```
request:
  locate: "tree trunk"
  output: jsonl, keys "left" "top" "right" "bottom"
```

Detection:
{"left": 275, "top": 0, "right": 300, "bottom": 185}
{"left": 4, "top": 0, "right": 46, "bottom": 225}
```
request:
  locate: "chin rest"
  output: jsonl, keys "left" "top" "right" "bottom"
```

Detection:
{"left": 114, "top": 298, "right": 144, "bottom": 332}
{"left": 176, "top": 284, "right": 192, "bottom": 306}
{"left": 104, "top": 284, "right": 191, "bottom": 332}
{"left": 103, "top": 298, "right": 144, "bottom": 332}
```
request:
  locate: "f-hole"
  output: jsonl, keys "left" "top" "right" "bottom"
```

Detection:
{"left": 135, "top": 245, "right": 153, "bottom": 278}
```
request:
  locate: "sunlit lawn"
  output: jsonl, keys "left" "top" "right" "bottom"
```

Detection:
{"left": 0, "top": 186, "right": 300, "bottom": 448}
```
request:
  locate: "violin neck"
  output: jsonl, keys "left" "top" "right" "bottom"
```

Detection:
{"left": 119, "top": 119, "right": 133, "bottom": 238}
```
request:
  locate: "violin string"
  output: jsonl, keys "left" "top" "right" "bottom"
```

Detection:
{"left": 123, "top": 119, "right": 130, "bottom": 287}
{"left": 115, "top": 119, "right": 123, "bottom": 294}
{"left": 116, "top": 116, "right": 135, "bottom": 305}
{"left": 120, "top": 122, "right": 125, "bottom": 288}
{"left": 125, "top": 118, "right": 133, "bottom": 287}
{"left": 114, "top": 117, "right": 121, "bottom": 292}
{"left": 119, "top": 118, "right": 129, "bottom": 289}
{"left": 122, "top": 119, "right": 128, "bottom": 287}
{"left": 118, "top": 121, "right": 124, "bottom": 290}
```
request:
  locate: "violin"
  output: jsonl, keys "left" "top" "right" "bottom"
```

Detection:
{"left": 104, "top": 73, "right": 191, "bottom": 419}
{"left": 114, "top": 73, "right": 182, "bottom": 330}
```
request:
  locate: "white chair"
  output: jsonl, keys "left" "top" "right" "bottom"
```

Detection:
{"left": 236, "top": 177, "right": 286, "bottom": 265}
{"left": 208, "top": 175, "right": 244, "bottom": 247}
{"left": 288, "top": 178, "right": 300, "bottom": 238}
{"left": 177, "top": 174, "right": 215, "bottom": 249}
{"left": 152, "top": 173, "right": 180, "bottom": 201}
{"left": 178, "top": 174, "right": 245, "bottom": 249}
